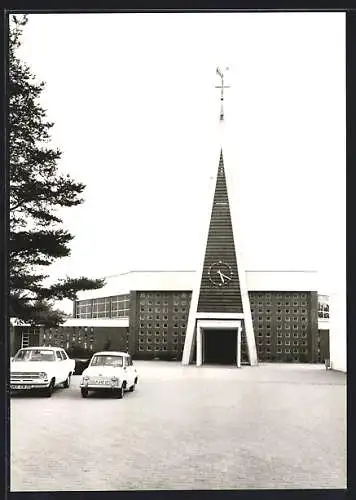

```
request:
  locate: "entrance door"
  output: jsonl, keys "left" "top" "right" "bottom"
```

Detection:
{"left": 196, "top": 319, "right": 242, "bottom": 367}
{"left": 204, "top": 329, "right": 237, "bottom": 365}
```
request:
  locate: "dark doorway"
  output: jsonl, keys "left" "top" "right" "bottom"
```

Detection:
{"left": 203, "top": 329, "right": 237, "bottom": 365}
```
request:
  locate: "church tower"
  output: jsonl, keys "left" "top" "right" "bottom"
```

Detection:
{"left": 182, "top": 67, "right": 258, "bottom": 367}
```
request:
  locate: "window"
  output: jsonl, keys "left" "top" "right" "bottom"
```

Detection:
{"left": 92, "top": 297, "right": 111, "bottom": 318}
{"left": 56, "top": 351, "right": 62, "bottom": 360}
{"left": 75, "top": 299, "right": 92, "bottom": 319}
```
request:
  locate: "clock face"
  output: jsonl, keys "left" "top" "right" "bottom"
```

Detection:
{"left": 208, "top": 261, "right": 233, "bottom": 287}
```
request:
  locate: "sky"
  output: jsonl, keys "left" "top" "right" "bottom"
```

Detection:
{"left": 16, "top": 12, "right": 346, "bottom": 312}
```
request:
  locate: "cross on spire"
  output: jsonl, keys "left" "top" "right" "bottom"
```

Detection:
{"left": 215, "top": 66, "right": 230, "bottom": 122}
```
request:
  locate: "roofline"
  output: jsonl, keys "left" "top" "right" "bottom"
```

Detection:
{"left": 92, "top": 351, "right": 129, "bottom": 356}
{"left": 103, "top": 269, "right": 318, "bottom": 279}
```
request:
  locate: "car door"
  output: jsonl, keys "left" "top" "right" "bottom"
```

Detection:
{"left": 55, "top": 350, "right": 66, "bottom": 383}
{"left": 122, "top": 356, "right": 130, "bottom": 386}
{"left": 125, "top": 355, "right": 135, "bottom": 386}
{"left": 60, "top": 350, "right": 71, "bottom": 378}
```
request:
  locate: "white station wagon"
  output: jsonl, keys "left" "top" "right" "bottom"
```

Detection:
{"left": 80, "top": 351, "right": 138, "bottom": 398}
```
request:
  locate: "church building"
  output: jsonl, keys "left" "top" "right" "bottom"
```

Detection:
{"left": 10, "top": 68, "right": 330, "bottom": 366}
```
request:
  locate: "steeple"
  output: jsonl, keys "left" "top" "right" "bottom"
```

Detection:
{"left": 182, "top": 67, "right": 258, "bottom": 367}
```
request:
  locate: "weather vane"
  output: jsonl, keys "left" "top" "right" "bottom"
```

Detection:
{"left": 215, "top": 66, "right": 230, "bottom": 122}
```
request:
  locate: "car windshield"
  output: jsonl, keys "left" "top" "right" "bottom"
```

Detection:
{"left": 13, "top": 349, "right": 56, "bottom": 362}
{"left": 90, "top": 355, "right": 123, "bottom": 367}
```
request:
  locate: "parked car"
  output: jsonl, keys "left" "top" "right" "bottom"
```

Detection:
{"left": 10, "top": 347, "right": 75, "bottom": 397}
{"left": 80, "top": 351, "right": 138, "bottom": 398}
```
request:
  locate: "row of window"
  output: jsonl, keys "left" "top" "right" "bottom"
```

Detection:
{"left": 257, "top": 347, "right": 308, "bottom": 354}
{"left": 42, "top": 341, "right": 94, "bottom": 351}
{"left": 252, "top": 309, "right": 308, "bottom": 314}
{"left": 43, "top": 334, "right": 95, "bottom": 342}
{"left": 250, "top": 301, "right": 308, "bottom": 307}
{"left": 139, "top": 331, "right": 185, "bottom": 336}
{"left": 138, "top": 345, "right": 179, "bottom": 352}
{"left": 250, "top": 293, "right": 308, "bottom": 299}
{"left": 138, "top": 338, "right": 182, "bottom": 344}
{"left": 140, "top": 292, "right": 189, "bottom": 298}
{"left": 255, "top": 325, "right": 308, "bottom": 330}
{"left": 257, "top": 339, "right": 308, "bottom": 345}
{"left": 257, "top": 331, "right": 307, "bottom": 337}
{"left": 75, "top": 295, "right": 130, "bottom": 319}
{"left": 253, "top": 317, "right": 308, "bottom": 322}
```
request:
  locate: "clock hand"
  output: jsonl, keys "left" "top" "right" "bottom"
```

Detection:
{"left": 221, "top": 273, "right": 231, "bottom": 281}
{"left": 217, "top": 270, "right": 225, "bottom": 283}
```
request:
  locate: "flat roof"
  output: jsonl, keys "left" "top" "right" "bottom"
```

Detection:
{"left": 77, "top": 269, "right": 319, "bottom": 301}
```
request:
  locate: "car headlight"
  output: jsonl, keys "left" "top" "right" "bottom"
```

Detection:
{"left": 83, "top": 375, "right": 89, "bottom": 381}
{"left": 39, "top": 372, "right": 47, "bottom": 379}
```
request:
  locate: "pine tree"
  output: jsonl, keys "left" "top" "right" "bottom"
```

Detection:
{"left": 9, "top": 15, "right": 104, "bottom": 326}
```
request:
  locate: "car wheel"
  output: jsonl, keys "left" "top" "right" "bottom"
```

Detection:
{"left": 44, "top": 379, "right": 55, "bottom": 398}
{"left": 81, "top": 388, "right": 88, "bottom": 398}
{"left": 63, "top": 373, "right": 71, "bottom": 388}
{"left": 129, "top": 382, "right": 136, "bottom": 392}
{"left": 115, "top": 384, "right": 125, "bottom": 399}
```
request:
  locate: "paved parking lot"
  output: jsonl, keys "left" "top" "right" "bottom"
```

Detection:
{"left": 10, "top": 361, "right": 346, "bottom": 491}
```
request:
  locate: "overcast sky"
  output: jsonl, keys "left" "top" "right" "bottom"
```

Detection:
{"left": 16, "top": 12, "right": 345, "bottom": 311}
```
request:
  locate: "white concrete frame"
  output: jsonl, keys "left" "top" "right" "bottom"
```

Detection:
{"left": 182, "top": 123, "right": 258, "bottom": 366}
{"left": 196, "top": 319, "right": 242, "bottom": 368}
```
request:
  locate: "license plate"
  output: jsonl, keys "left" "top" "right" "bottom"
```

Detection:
{"left": 94, "top": 379, "right": 109, "bottom": 385}
{"left": 11, "top": 385, "right": 29, "bottom": 390}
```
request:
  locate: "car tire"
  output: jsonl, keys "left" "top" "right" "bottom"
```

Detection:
{"left": 115, "top": 384, "right": 125, "bottom": 399}
{"left": 63, "top": 373, "right": 71, "bottom": 388}
{"left": 44, "top": 379, "right": 55, "bottom": 398}
{"left": 81, "top": 388, "right": 88, "bottom": 398}
{"left": 129, "top": 382, "right": 136, "bottom": 392}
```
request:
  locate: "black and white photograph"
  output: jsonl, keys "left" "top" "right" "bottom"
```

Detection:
{"left": 8, "top": 11, "right": 346, "bottom": 492}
